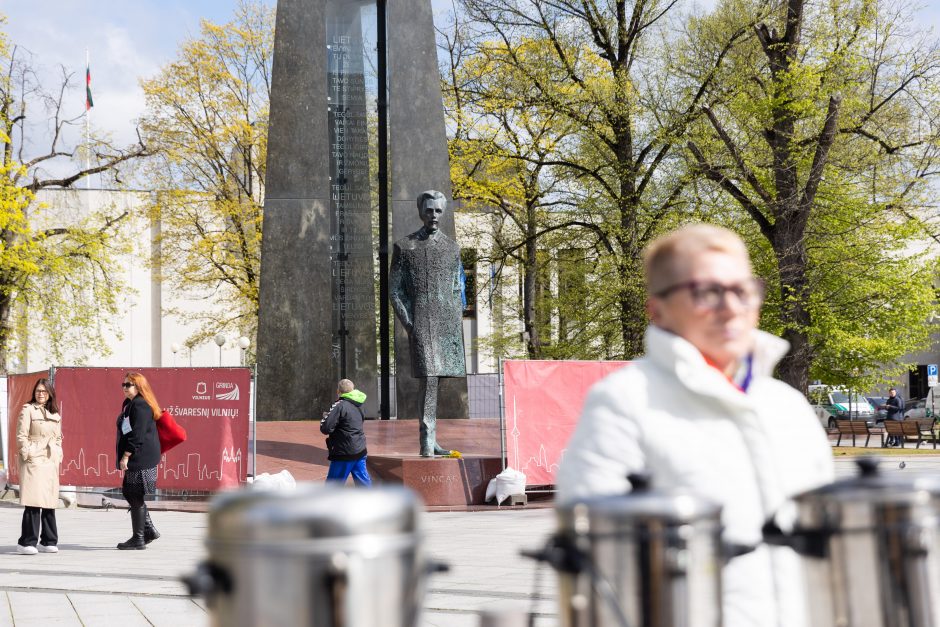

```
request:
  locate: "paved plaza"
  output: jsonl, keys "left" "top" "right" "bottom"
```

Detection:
{"left": 0, "top": 455, "right": 934, "bottom": 626}
{"left": 0, "top": 498, "right": 556, "bottom": 626}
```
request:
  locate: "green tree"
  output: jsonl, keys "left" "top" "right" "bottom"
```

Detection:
{"left": 138, "top": 0, "right": 272, "bottom": 351}
{"left": 448, "top": 0, "right": 745, "bottom": 358}
{"left": 685, "top": 0, "right": 940, "bottom": 391}
{"left": 0, "top": 18, "right": 148, "bottom": 370}
{"left": 443, "top": 19, "right": 589, "bottom": 359}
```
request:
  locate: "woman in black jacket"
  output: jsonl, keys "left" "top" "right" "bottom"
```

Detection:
{"left": 116, "top": 372, "right": 162, "bottom": 550}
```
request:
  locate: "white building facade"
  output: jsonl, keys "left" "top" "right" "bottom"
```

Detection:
{"left": 18, "top": 188, "right": 939, "bottom": 399}
{"left": 17, "top": 188, "right": 248, "bottom": 373}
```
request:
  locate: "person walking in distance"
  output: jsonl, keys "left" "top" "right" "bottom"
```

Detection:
{"left": 16, "top": 378, "right": 63, "bottom": 555}
{"left": 883, "top": 387, "right": 905, "bottom": 446}
{"left": 116, "top": 373, "right": 162, "bottom": 549}
{"left": 320, "top": 379, "right": 372, "bottom": 486}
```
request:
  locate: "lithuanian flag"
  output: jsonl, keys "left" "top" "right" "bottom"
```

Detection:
{"left": 85, "top": 64, "right": 93, "bottom": 110}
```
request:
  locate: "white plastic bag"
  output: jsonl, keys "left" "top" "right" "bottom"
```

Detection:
{"left": 59, "top": 485, "right": 77, "bottom": 507}
{"left": 485, "top": 467, "right": 527, "bottom": 505}
{"left": 250, "top": 469, "right": 297, "bottom": 491}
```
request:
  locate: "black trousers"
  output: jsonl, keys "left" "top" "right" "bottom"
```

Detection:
{"left": 18, "top": 506, "right": 58, "bottom": 547}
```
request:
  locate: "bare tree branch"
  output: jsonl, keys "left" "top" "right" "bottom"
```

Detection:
{"left": 687, "top": 140, "right": 774, "bottom": 239}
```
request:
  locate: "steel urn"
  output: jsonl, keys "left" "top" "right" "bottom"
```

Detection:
{"left": 546, "top": 475, "right": 723, "bottom": 627}
{"left": 184, "top": 484, "right": 430, "bottom": 627}
{"left": 766, "top": 457, "right": 940, "bottom": 627}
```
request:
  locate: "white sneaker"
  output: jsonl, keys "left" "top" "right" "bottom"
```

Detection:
{"left": 16, "top": 545, "right": 38, "bottom": 555}
{"left": 37, "top": 545, "right": 58, "bottom": 553}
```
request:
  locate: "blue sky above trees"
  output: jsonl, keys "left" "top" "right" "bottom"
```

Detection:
{"left": 4, "top": 0, "right": 940, "bottom": 156}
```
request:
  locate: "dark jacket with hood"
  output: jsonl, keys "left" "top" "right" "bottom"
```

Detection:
{"left": 320, "top": 390, "right": 368, "bottom": 461}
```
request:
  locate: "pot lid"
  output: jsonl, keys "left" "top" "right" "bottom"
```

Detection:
{"left": 797, "top": 457, "right": 940, "bottom": 505}
{"left": 208, "top": 483, "right": 422, "bottom": 543}
{"left": 557, "top": 474, "right": 722, "bottom": 527}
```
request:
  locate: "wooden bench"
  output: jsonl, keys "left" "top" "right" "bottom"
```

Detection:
{"left": 883, "top": 420, "right": 939, "bottom": 449}
{"left": 835, "top": 419, "right": 883, "bottom": 447}
{"left": 917, "top": 420, "right": 939, "bottom": 449}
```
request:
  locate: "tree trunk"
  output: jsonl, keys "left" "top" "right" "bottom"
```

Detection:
{"left": 762, "top": 0, "right": 814, "bottom": 394}
{"left": 523, "top": 203, "right": 541, "bottom": 359}
{"left": 618, "top": 255, "right": 646, "bottom": 358}
{"left": 773, "top": 228, "right": 812, "bottom": 393}
{"left": 0, "top": 291, "right": 14, "bottom": 375}
{"left": 613, "top": 113, "right": 646, "bottom": 358}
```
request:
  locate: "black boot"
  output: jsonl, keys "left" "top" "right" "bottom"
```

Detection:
{"left": 117, "top": 507, "right": 147, "bottom": 550}
{"left": 143, "top": 505, "right": 160, "bottom": 545}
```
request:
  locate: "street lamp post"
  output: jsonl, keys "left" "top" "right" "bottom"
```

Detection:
{"left": 214, "top": 334, "right": 226, "bottom": 367}
{"left": 171, "top": 343, "right": 180, "bottom": 367}
{"left": 238, "top": 336, "right": 251, "bottom": 367}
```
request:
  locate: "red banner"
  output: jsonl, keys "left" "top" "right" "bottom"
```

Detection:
{"left": 7, "top": 367, "right": 250, "bottom": 490}
{"left": 504, "top": 360, "right": 628, "bottom": 486}
{"left": 8, "top": 373, "right": 47, "bottom": 419}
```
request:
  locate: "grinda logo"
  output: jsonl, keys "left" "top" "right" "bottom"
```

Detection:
{"left": 215, "top": 383, "right": 239, "bottom": 401}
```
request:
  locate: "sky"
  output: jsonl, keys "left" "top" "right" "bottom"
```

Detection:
{"left": 3, "top": 0, "right": 940, "bottom": 155}
{"left": 1, "top": 0, "right": 275, "bottom": 153}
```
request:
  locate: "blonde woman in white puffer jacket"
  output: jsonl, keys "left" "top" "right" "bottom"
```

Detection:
{"left": 556, "top": 225, "right": 834, "bottom": 627}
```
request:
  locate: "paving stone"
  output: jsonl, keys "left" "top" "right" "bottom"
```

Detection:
{"left": 129, "top": 596, "right": 207, "bottom": 626}
{"left": 7, "top": 591, "right": 79, "bottom": 622}
{"left": 0, "top": 456, "right": 926, "bottom": 624}
{"left": 68, "top": 593, "right": 152, "bottom": 627}
{"left": 0, "top": 593, "right": 11, "bottom": 627}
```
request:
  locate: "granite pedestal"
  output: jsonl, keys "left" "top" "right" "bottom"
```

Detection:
{"left": 256, "top": 419, "right": 502, "bottom": 484}
{"left": 367, "top": 455, "right": 503, "bottom": 506}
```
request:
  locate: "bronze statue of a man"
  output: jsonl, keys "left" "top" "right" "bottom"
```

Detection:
{"left": 389, "top": 190, "right": 466, "bottom": 456}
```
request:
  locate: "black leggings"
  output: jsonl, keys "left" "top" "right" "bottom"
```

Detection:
{"left": 122, "top": 466, "right": 157, "bottom": 508}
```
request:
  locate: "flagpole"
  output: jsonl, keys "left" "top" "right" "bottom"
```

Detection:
{"left": 85, "top": 48, "right": 90, "bottom": 191}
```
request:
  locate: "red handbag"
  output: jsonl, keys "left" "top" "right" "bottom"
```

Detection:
{"left": 156, "top": 409, "right": 187, "bottom": 452}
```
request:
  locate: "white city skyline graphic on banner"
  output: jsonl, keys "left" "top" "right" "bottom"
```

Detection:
{"left": 61, "top": 447, "right": 244, "bottom": 484}
{"left": 509, "top": 395, "right": 565, "bottom": 479}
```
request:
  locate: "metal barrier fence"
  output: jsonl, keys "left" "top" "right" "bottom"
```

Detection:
{"left": 376, "top": 373, "right": 503, "bottom": 420}
{"left": 467, "top": 373, "right": 501, "bottom": 419}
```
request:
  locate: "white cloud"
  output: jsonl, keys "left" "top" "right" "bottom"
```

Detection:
{"left": 4, "top": 0, "right": 938, "bottom": 169}
{"left": 3, "top": 1, "right": 248, "bottom": 160}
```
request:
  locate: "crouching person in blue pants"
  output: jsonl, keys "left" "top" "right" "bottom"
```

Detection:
{"left": 320, "top": 379, "right": 372, "bottom": 486}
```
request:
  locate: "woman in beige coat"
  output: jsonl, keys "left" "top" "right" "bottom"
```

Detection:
{"left": 16, "top": 378, "right": 63, "bottom": 555}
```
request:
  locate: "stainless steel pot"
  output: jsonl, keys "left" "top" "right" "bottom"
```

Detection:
{"left": 543, "top": 475, "right": 723, "bottom": 627}
{"left": 184, "top": 484, "right": 431, "bottom": 627}
{"left": 766, "top": 457, "right": 940, "bottom": 627}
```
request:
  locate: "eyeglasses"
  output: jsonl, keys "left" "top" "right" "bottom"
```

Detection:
{"left": 655, "top": 278, "right": 765, "bottom": 310}
{"left": 35, "top": 390, "right": 48, "bottom": 395}
{"left": 121, "top": 382, "right": 136, "bottom": 389}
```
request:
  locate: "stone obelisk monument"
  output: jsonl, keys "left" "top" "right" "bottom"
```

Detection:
{"left": 388, "top": 0, "right": 468, "bottom": 420}
{"left": 256, "top": 0, "right": 468, "bottom": 421}
{"left": 256, "top": 0, "right": 334, "bottom": 421}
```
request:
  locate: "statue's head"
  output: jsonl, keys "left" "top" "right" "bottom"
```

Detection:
{"left": 417, "top": 190, "right": 447, "bottom": 234}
